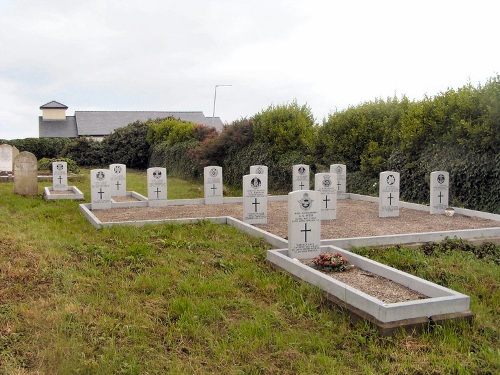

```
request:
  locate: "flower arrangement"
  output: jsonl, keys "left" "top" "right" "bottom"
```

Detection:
{"left": 309, "top": 252, "right": 353, "bottom": 272}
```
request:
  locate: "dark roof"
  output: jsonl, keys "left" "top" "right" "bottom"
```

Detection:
{"left": 74, "top": 111, "right": 224, "bottom": 136}
{"left": 40, "top": 101, "right": 68, "bottom": 110}
{"left": 39, "top": 116, "right": 78, "bottom": 138}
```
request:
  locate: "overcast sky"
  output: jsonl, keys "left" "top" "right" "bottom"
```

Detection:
{"left": 0, "top": 0, "right": 498, "bottom": 140}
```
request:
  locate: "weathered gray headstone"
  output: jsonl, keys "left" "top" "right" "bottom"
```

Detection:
{"left": 243, "top": 174, "right": 268, "bottom": 224}
{"left": 90, "top": 169, "right": 111, "bottom": 210}
{"left": 13, "top": 152, "right": 38, "bottom": 195}
{"left": 379, "top": 171, "right": 400, "bottom": 218}
{"left": 249, "top": 165, "right": 268, "bottom": 176}
{"left": 315, "top": 172, "right": 338, "bottom": 220}
{"left": 0, "top": 144, "right": 13, "bottom": 173}
{"left": 292, "top": 164, "right": 309, "bottom": 191}
{"left": 330, "top": 164, "right": 347, "bottom": 199}
{"left": 288, "top": 190, "right": 321, "bottom": 259}
{"left": 147, "top": 167, "right": 167, "bottom": 207}
{"left": 52, "top": 161, "right": 68, "bottom": 191}
{"left": 110, "top": 163, "right": 127, "bottom": 197}
{"left": 204, "top": 166, "right": 223, "bottom": 204}
{"left": 430, "top": 171, "right": 449, "bottom": 215}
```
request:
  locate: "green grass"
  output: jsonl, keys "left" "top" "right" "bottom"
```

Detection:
{"left": 0, "top": 173, "right": 499, "bottom": 374}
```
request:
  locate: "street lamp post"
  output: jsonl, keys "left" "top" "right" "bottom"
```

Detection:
{"left": 212, "top": 84, "right": 232, "bottom": 118}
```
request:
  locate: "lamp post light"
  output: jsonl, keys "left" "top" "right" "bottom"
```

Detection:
{"left": 212, "top": 84, "right": 232, "bottom": 118}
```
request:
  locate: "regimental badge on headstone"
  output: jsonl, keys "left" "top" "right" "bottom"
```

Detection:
{"left": 204, "top": 166, "right": 223, "bottom": 205}
{"left": 315, "top": 173, "right": 338, "bottom": 220}
{"left": 287, "top": 190, "right": 321, "bottom": 259}
{"left": 430, "top": 171, "right": 449, "bottom": 214}
{"left": 147, "top": 167, "right": 167, "bottom": 207}
{"left": 379, "top": 171, "right": 400, "bottom": 218}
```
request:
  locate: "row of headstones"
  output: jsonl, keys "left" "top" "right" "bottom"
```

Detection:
{"left": 0, "top": 144, "right": 20, "bottom": 174}
{"left": 287, "top": 170, "right": 450, "bottom": 259}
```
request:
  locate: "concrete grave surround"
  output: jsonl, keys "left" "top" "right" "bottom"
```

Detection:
{"left": 52, "top": 161, "right": 68, "bottom": 191}
{"left": 315, "top": 173, "right": 338, "bottom": 220}
{"left": 288, "top": 190, "right": 322, "bottom": 259}
{"left": 292, "top": 164, "right": 310, "bottom": 191}
{"left": 44, "top": 185, "right": 84, "bottom": 200}
{"left": 330, "top": 164, "right": 347, "bottom": 199}
{"left": 147, "top": 167, "right": 167, "bottom": 207}
{"left": 204, "top": 166, "right": 223, "bottom": 204}
{"left": 90, "top": 169, "right": 111, "bottom": 210}
{"left": 0, "top": 144, "right": 14, "bottom": 173}
{"left": 379, "top": 171, "right": 400, "bottom": 218}
{"left": 249, "top": 165, "right": 268, "bottom": 175}
{"left": 430, "top": 171, "right": 449, "bottom": 215}
{"left": 13, "top": 152, "right": 38, "bottom": 196}
{"left": 110, "top": 164, "right": 127, "bottom": 197}
{"left": 243, "top": 174, "right": 268, "bottom": 224}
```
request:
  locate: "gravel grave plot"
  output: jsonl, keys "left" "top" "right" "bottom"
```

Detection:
{"left": 93, "top": 199, "right": 499, "bottom": 240}
{"left": 91, "top": 199, "right": 499, "bottom": 303}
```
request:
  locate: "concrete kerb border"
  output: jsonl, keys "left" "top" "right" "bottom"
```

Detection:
{"left": 44, "top": 186, "right": 85, "bottom": 200}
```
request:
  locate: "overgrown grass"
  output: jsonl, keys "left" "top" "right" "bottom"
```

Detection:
{"left": 0, "top": 175, "right": 499, "bottom": 374}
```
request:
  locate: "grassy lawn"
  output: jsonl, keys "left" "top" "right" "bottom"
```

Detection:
{"left": 0, "top": 170, "right": 498, "bottom": 374}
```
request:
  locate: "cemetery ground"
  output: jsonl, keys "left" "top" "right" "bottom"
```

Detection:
{"left": 0, "top": 170, "right": 499, "bottom": 374}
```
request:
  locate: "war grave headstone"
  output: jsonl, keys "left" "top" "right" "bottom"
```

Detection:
{"left": 0, "top": 144, "right": 14, "bottom": 174}
{"left": 288, "top": 190, "right": 322, "bottom": 259}
{"left": 292, "top": 164, "right": 310, "bottom": 191}
{"left": 249, "top": 165, "right": 268, "bottom": 175}
{"left": 330, "top": 164, "right": 347, "bottom": 199}
{"left": 243, "top": 174, "right": 268, "bottom": 224}
{"left": 13, "top": 152, "right": 38, "bottom": 195}
{"left": 314, "top": 172, "right": 338, "bottom": 220}
{"left": 52, "top": 161, "right": 68, "bottom": 191}
{"left": 204, "top": 166, "right": 223, "bottom": 205}
{"left": 379, "top": 171, "right": 400, "bottom": 218}
{"left": 430, "top": 171, "right": 449, "bottom": 215}
{"left": 90, "top": 169, "right": 111, "bottom": 210}
{"left": 110, "top": 163, "right": 127, "bottom": 197}
{"left": 147, "top": 167, "right": 167, "bottom": 207}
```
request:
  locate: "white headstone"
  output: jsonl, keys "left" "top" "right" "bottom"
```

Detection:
{"left": 249, "top": 165, "right": 268, "bottom": 175}
{"left": 379, "top": 171, "right": 400, "bottom": 217}
{"left": 330, "top": 164, "right": 347, "bottom": 199}
{"left": 204, "top": 166, "right": 223, "bottom": 204}
{"left": 110, "top": 163, "right": 127, "bottom": 197}
{"left": 90, "top": 169, "right": 111, "bottom": 210}
{"left": 13, "top": 152, "right": 38, "bottom": 196}
{"left": 52, "top": 161, "right": 68, "bottom": 191}
{"left": 0, "top": 144, "right": 13, "bottom": 173}
{"left": 288, "top": 190, "right": 321, "bottom": 259}
{"left": 243, "top": 174, "right": 268, "bottom": 224}
{"left": 430, "top": 171, "right": 449, "bottom": 215}
{"left": 147, "top": 167, "right": 167, "bottom": 207}
{"left": 315, "top": 173, "right": 338, "bottom": 220}
{"left": 292, "top": 164, "right": 309, "bottom": 191}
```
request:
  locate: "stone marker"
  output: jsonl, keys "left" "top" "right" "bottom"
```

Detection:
{"left": 13, "top": 152, "right": 38, "bottom": 195}
{"left": 147, "top": 167, "right": 167, "bottom": 207}
{"left": 110, "top": 163, "right": 127, "bottom": 197}
{"left": 243, "top": 173, "right": 268, "bottom": 224}
{"left": 52, "top": 161, "right": 68, "bottom": 191}
{"left": 204, "top": 166, "right": 223, "bottom": 204}
{"left": 12, "top": 146, "right": 19, "bottom": 171}
{"left": 90, "top": 169, "right": 111, "bottom": 210}
{"left": 292, "top": 164, "right": 309, "bottom": 191}
{"left": 249, "top": 165, "right": 268, "bottom": 175}
{"left": 379, "top": 171, "right": 400, "bottom": 217}
{"left": 0, "top": 144, "right": 13, "bottom": 173}
{"left": 288, "top": 190, "right": 322, "bottom": 259}
{"left": 330, "top": 164, "right": 347, "bottom": 199}
{"left": 314, "top": 172, "right": 338, "bottom": 220}
{"left": 430, "top": 171, "right": 449, "bottom": 215}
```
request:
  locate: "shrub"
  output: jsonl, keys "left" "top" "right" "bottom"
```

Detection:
{"left": 147, "top": 117, "right": 200, "bottom": 146}
{"left": 101, "top": 121, "right": 150, "bottom": 168}
{"left": 61, "top": 138, "right": 103, "bottom": 166}
{"left": 6, "top": 138, "right": 72, "bottom": 159}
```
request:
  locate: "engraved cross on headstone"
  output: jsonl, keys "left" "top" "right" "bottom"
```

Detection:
{"left": 211, "top": 184, "right": 217, "bottom": 196}
{"left": 155, "top": 187, "right": 161, "bottom": 198}
{"left": 301, "top": 223, "right": 311, "bottom": 243}
{"left": 323, "top": 195, "right": 331, "bottom": 209}
{"left": 115, "top": 181, "right": 121, "bottom": 190}
{"left": 98, "top": 188, "right": 104, "bottom": 200}
{"left": 438, "top": 191, "right": 443, "bottom": 204}
{"left": 388, "top": 193, "right": 394, "bottom": 206}
{"left": 299, "top": 182, "right": 305, "bottom": 190}
{"left": 58, "top": 175, "right": 63, "bottom": 184}
{"left": 252, "top": 198, "right": 260, "bottom": 212}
